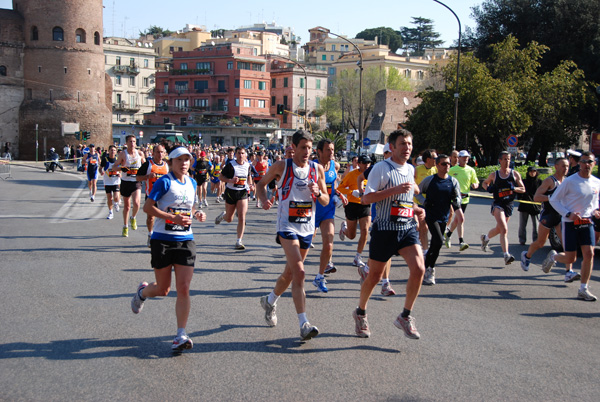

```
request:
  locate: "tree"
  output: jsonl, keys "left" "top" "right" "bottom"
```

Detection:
{"left": 400, "top": 17, "right": 444, "bottom": 56}
{"left": 313, "top": 131, "right": 347, "bottom": 153}
{"left": 139, "top": 25, "right": 173, "bottom": 39}
{"left": 355, "top": 27, "right": 403, "bottom": 53}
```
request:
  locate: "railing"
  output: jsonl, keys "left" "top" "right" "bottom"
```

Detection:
{"left": 170, "top": 69, "right": 213, "bottom": 76}
{"left": 112, "top": 65, "right": 140, "bottom": 75}
{"left": 156, "top": 88, "right": 228, "bottom": 95}
{"left": 113, "top": 103, "right": 140, "bottom": 112}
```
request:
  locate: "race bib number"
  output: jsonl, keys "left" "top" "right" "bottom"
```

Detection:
{"left": 391, "top": 200, "right": 414, "bottom": 223}
{"left": 108, "top": 170, "right": 120, "bottom": 177}
{"left": 199, "top": 169, "right": 207, "bottom": 175}
{"left": 574, "top": 218, "right": 592, "bottom": 229}
{"left": 235, "top": 176, "right": 247, "bottom": 189}
{"left": 498, "top": 188, "right": 513, "bottom": 199}
{"left": 89, "top": 159, "right": 97, "bottom": 165}
{"left": 165, "top": 207, "right": 191, "bottom": 232}
{"left": 326, "top": 183, "right": 333, "bottom": 194}
{"left": 288, "top": 201, "right": 313, "bottom": 223}
{"left": 127, "top": 168, "right": 139, "bottom": 177}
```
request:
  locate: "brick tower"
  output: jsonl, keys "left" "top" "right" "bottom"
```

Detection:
{"left": 14, "top": 0, "right": 111, "bottom": 160}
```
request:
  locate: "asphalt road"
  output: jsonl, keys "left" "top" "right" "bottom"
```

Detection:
{"left": 1, "top": 164, "right": 599, "bottom": 401}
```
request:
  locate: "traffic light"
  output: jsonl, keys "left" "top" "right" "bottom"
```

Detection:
{"left": 82, "top": 131, "right": 89, "bottom": 141}
{"left": 277, "top": 104, "right": 284, "bottom": 115}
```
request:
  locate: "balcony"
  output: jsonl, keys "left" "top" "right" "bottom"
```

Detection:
{"left": 156, "top": 88, "right": 228, "bottom": 96}
{"left": 112, "top": 64, "right": 140, "bottom": 75}
{"left": 170, "top": 68, "right": 213, "bottom": 76}
{"left": 113, "top": 102, "right": 140, "bottom": 113}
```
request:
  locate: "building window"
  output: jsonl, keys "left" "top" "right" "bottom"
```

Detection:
{"left": 52, "top": 26, "right": 64, "bottom": 41}
{"left": 115, "top": 56, "right": 121, "bottom": 66}
{"left": 0, "top": 66, "right": 6, "bottom": 76}
{"left": 64, "top": 67, "right": 67, "bottom": 74}
{"left": 299, "top": 95, "right": 305, "bottom": 108}
{"left": 169, "top": 46, "right": 174, "bottom": 53}
{"left": 316, "top": 79, "right": 321, "bottom": 89}
{"left": 316, "top": 97, "right": 321, "bottom": 109}
{"left": 175, "top": 99, "right": 188, "bottom": 110}
{"left": 116, "top": 94, "right": 122, "bottom": 104}
{"left": 235, "top": 98, "right": 239, "bottom": 107}
{"left": 283, "top": 77, "right": 288, "bottom": 88}
{"left": 234, "top": 79, "right": 239, "bottom": 89}
{"left": 129, "top": 76, "right": 135, "bottom": 86}
{"left": 283, "top": 114, "right": 287, "bottom": 124}
{"left": 144, "top": 59, "right": 149, "bottom": 68}
{"left": 329, "top": 67, "right": 336, "bottom": 75}
{"left": 196, "top": 62, "right": 210, "bottom": 70}
{"left": 417, "top": 70, "right": 424, "bottom": 80}
{"left": 271, "top": 78, "right": 276, "bottom": 88}
{"left": 237, "top": 61, "right": 250, "bottom": 70}
{"left": 244, "top": 80, "right": 252, "bottom": 89}
{"left": 258, "top": 81, "right": 266, "bottom": 90}
{"left": 271, "top": 96, "right": 276, "bottom": 106}
{"left": 129, "top": 57, "right": 135, "bottom": 66}
{"left": 115, "top": 75, "right": 121, "bottom": 85}
{"left": 252, "top": 63, "right": 265, "bottom": 72}
{"left": 405, "top": 69, "right": 411, "bottom": 78}
{"left": 194, "top": 80, "right": 208, "bottom": 93}
{"left": 75, "top": 28, "right": 86, "bottom": 43}
{"left": 257, "top": 100, "right": 265, "bottom": 108}
{"left": 194, "top": 99, "right": 208, "bottom": 107}
{"left": 180, "top": 63, "right": 188, "bottom": 70}
{"left": 142, "top": 77, "right": 148, "bottom": 87}
{"left": 331, "top": 44, "right": 336, "bottom": 51}
{"left": 227, "top": 61, "right": 233, "bottom": 70}
{"left": 94, "top": 32, "right": 100, "bottom": 45}
{"left": 243, "top": 99, "right": 251, "bottom": 107}
{"left": 331, "top": 55, "right": 334, "bottom": 61}
{"left": 175, "top": 81, "right": 188, "bottom": 92}
{"left": 300, "top": 78, "right": 304, "bottom": 89}
{"left": 283, "top": 95, "right": 288, "bottom": 108}
{"left": 130, "top": 95, "right": 136, "bottom": 107}
{"left": 218, "top": 80, "right": 226, "bottom": 92}
{"left": 321, "top": 55, "right": 326, "bottom": 61}
{"left": 178, "top": 47, "right": 183, "bottom": 52}
{"left": 31, "top": 26, "right": 38, "bottom": 41}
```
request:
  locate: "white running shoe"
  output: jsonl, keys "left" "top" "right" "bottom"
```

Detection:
{"left": 339, "top": 221, "right": 347, "bottom": 241}
{"left": 172, "top": 335, "right": 193, "bottom": 351}
{"left": 300, "top": 322, "right": 319, "bottom": 341}
{"left": 564, "top": 271, "right": 581, "bottom": 283}
{"left": 215, "top": 211, "right": 225, "bottom": 224}
{"left": 481, "top": 234, "right": 489, "bottom": 252}
{"left": 520, "top": 251, "right": 530, "bottom": 271}
{"left": 107, "top": 210, "right": 113, "bottom": 220}
{"left": 259, "top": 295, "right": 277, "bottom": 327}
{"left": 542, "top": 250, "right": 557, "bottom": 273}
{"left": 353, "top": 254, "right": 366, "bottom": 268}
{"left": 114, "top": 203, "right": 120, "bottom": 212}
{"left": 577, "top": 288, "right": 597, "bottom": 301}
{"left": 131, "top": 282, "right": 148, "bottom": 314}
{"left": 423, "top": 267, "right": 436, "bottom": 285}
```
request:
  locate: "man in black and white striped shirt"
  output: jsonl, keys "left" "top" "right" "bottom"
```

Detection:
{"left": 352, "top": 129, "right": 426, "bottom": 340}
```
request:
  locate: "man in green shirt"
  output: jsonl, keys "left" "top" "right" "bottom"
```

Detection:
{"left": 445, "top": 150, "right": 479, "bottom": 250}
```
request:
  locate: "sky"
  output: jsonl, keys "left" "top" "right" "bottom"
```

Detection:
{"left": 0, "top": 0, "right": 481, "bottom": 48}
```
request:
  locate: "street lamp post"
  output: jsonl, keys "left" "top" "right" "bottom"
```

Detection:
{"left": 433, "top": 0, "right": 462, "bottom": 150}
{"left": 271, "top": 55, "right": 309, "bottom": 131}
{"left": 317, "top": 28, "right": 363, "bottom": 152}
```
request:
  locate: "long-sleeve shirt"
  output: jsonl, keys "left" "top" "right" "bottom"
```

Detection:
{"left": 549, "top": 173, "right": 600, "bottom": 221}
{"left": 416, "top": 174, "right": 462, "bottom": 223}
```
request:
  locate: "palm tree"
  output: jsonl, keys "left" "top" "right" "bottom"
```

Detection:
{"left": 313, "top": 131, "right": 347, "bottom": 153}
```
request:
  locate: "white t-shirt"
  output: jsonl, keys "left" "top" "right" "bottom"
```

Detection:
{"left": 549, "top": 173, "right": 600, "bottom": 220}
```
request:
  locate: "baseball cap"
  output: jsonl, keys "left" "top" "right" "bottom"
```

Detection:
{"left": 567, "top": 149, "right": 582, "bottom": 157}
{"left": 168, "top": 146, "right": 192, "bottom": 159}
{"left": 416, "top": 156, "right": 424, "bottom": 166}
{"left": 200, "top": 151, "right": 206, "bottom": 157}
{"left": 458, "top": 150, "right": 470, "bottom": 157}
{"left": 358, "top": 155, "right": 371, "bottom": 164}
{"left": 383, "top": 143, "right": 391, "bottom": 153}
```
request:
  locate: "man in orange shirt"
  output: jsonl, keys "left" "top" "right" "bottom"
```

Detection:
{"left": 338, "top": 155, "right": 372, "bottom": 268}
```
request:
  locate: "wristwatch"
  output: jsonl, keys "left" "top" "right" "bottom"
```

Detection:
{"left": 566, "top": 212, "right": 571, "bottom": 218}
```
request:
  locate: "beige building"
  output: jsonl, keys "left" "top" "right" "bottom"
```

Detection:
{"left": 104, "top": 37, "right": 156, "bottom": 126}
{"left": 215, "top": 30, "right": 290, "bottom": 58}
{"left": 153, "top": 24, "right": 212, "bottom": 69}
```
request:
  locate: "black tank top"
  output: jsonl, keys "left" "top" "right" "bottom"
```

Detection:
{"left": 493, "top": 169, "right": 516, "bottom": 204}
{"left": 541, "top": 176, "right": 559, "bottom": 216}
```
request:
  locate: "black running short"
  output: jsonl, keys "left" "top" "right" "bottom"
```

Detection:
{"left": 104, "top": 184, "right": 120, "bottom": 194}
{"left": 344, "top": 202, "right": 371, "bottom": 221}
{"left": 150, "top": 239, "right": 196, "bottom": 268}
{"left": 120, "top": 180, "right": 141, "bottom": 197}
{"left": 224, "top": 187, "right": 248, "bottom": 205}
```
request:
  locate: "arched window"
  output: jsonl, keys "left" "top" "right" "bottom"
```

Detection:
{"left": 94, "top": 32, "right": 100, "bottom": 45}
{"left": 31, "top": 26, "right": 38, "bottom": 41}
{"left": 53, "top": 26, "right": 64, "bottom": 41}
{"left": 0, "top": 66, "right": 7, "bottom": 76}
{"left": 75, "top": 28, "right": 86, "bottom": 43}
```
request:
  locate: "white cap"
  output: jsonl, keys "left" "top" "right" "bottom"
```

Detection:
{"left": 416, "top": 156, "right": 424, "bottom": 166}
{"left": 168, "top": 147, "right": 193, "bottom": 159}
{"left": 458, "top": 150, "right": 470, "bottom": 157}
{"left": 383, "top": 143, "right": 391, "bottom": 153}
{"left": 567, "top": 149, "right": 582, "bottom": 157}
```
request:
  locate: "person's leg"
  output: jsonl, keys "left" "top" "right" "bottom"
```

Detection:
{"left": 357, "top": 216, "right": 371, "bottom": 254}
{"left": 106, "top": 191, "right": 114, "bottom": 211}
{"left": 142, "top": 266, "right": 173, "bottom": 298}
{"left": 489, "top": 208, "right": 509, "bottom": 253}
{"left": 531, "top": 214, "right": 539, "bottom": 242}
{"left": 319, "top": 219, "right": 334, "bottom": 275}
{"left": 518, "top": 211, "right": 528, "bottom": 245}
{"left": 173, "top": 264, "right": 194, "bottom": 329}
{"left": 278, "top": 239, "right": 310, "bottom": 314}
{"left": 398, "top": 244, "right": 426, "bottom": 311}
{"left": 130, "top": 189, "right": 141, "bottom": 219}
{"left": 223, "top": 199, "right": 237, "bottom": 222}
{"left": 122, "top": 196, "right": 131, "bottom": 225}
{"left": 146, "top": 215, "right": 154, "bottom": 234}
{"left": 358, "top": 259, "right": 387, "bottom": 310}
{"left": 526, "top": 224, "right": 550, "bottom": 258}
{"left": 344, "top": 219, "right": 358, "bottom": 240}
{"left": 235, "top": 199, "right": 248, "bottom": 240}
{"left": 91, "top": 179, "right": 97, "bottom": 197}
{"left": 425, "top": 220, "right": 444, "bottom": 268}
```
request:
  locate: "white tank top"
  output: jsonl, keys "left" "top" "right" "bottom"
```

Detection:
{"left": 276, "top": 159, "right": 318, "bottom": 237}
{"left": 103, "top": 158, "right": 121, "bottom": 186}
{"left": 122, "top": 150, "right": 142, "bottom": 182}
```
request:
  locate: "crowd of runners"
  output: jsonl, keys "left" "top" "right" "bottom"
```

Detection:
{"left": 86, "top": 131, "right": 600, "bottom": 352}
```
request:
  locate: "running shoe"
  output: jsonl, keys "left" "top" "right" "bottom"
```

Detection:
{"left": 107, "top": 210, "right": 113, "bottom": 220}
{"left": 215, "top": 197, "right": 222, "bottom": 203}
{"left": 480, "top": 234, "right": 489, "bottom": 252}
{"left": 459, "top": 242, "right": 469, "bottom": 251}
{"left": 172, "top": 335, "right": 193, "bottom": 351}
{"left": 259, "top": 295, "right": 277, "bottom": 327}
{"left": 423, "top": 267, "right": 436, "bottom": 285}
{"left": 90, "top": 195, "right": 95, "bottom": 202}
{"left": 130, "top": 217, "right": 137, "bottom": 230}
{"left": 358, "top": 264, "right": 369, "bottom": 286}
{"left": 352, "top": 310, "right": 370, "bottom": 338}
{"left": 147, "top": 234, "right": 151, "bottom": 248}
{"left": 131, "top": 281, "right": 148, "bottom": 314}
{"left": 114, "top": 203, "right": 120, "bottom": 212}
{"left": 381, "top": 282, "right": 396, "bottom": 296}
{"left": 542, "top": 250, "right": 557, "bottom": 273}
{"left": 324, "top": 262, "right": 337, "bottom": 275}
{"left": 204, "top": 199, "right": 209, "bottom": 207}
{"left": 310, "top": 243, "right": 315, "bottom": 248}
{"left": 504, "top": 254, "right": 515, "bottom": 265}
{"left": 577, "top": 288, "right": 597, "bottom": 302}
{"left": 394, "top": 315, "right": 421, "bottom": 340}
{"left": 312, "top": 276, "right": 328, "bottom": 293}
{"left": 565, "top": 271, "right": 581, "bottom": 283}
{"left": 122, "top": 227, "right": 129, "bottom": 237}
{"left": 353, "top": 254, "right": 366, "bottom": 268}
{"left": 520, "top": 251, "right": 530, "bottom": 271}
{"left": 444, "top": 232, "right": 451, "bottom": 248}
{"left": 215, "top": 211, "right": 225, "bottom": 225}
{"left": 339, "top": 221, "right": 347, "bottom": 241}
{"left": 300, "top": 322, "right": 319, "bottom": 341}
{"left": 235, "top": 239, "right": 246, "bottom": 250}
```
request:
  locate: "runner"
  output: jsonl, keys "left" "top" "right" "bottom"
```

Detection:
{"left": 311, "top": 139, "right": 347, "bottom": 293}
{"left": 338, "top": 155, "right": 372, "bottom": 269}
{"left": 209, "top": 154, "right": 223, "bottom": 203}
{"left": 137, "top": 144, "right": 168, "bottom": 247}
{"left": 352, "top": 129, "right": 425, "bottom": 340}
{"left": 542, "top": 152, "right": 600, "bottom": 301}
{"left": 480, "top": 151, "right": 526, "bottom": 264}
{"left": 520, "top": 158, "right": 576, "bottom": 279}
{"left": 215, "top": 146, "right": 254, "bottom": 250}
{"left": 130, "top": 145, "right": 207, "bottom": 351}
{"left": 341, "top": 155, "right": 359, "bottom": 180}
{"left": 416, "top": 154, "right": 463, "bottom": 285}
{"left": 253, "top": 151, "right": 269, "bottom": 208}
{"left": 192, "top": 151, "right": 211, "bottom": 207}
{"left": 111, "top": 135, "right": 146, "bottom": 237}
{"left": 445, "top": 150, "right": 480, "bottom": 250}
{"left": 99, "top": 145, "right": 121, "bottom": 219}
{"left": 256, "top": 130, "right": 329, "bottom": 341}
{"left": 83, "top": 144, "right": 100, "bottom": 202}
{"left": 414, "top": 150, "right": 438, "bottom": 254}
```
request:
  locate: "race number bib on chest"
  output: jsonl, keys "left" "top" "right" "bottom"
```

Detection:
{"left": 165, "top": 207, "right": 191, "bottom": 232}
{"left": 288, "top": 201, "right": 313, "bottom": 223}
{"left": 126, "top": 168, "right": 139, "bottom": 177}
{"left": 498, "top": 188, "right": 513, "bottom": 199}
{"left": 391, "top": 200, "right": 414, "bottom": 223}
{"left": 235, "top": 176, "right": 247, "bottom": 188}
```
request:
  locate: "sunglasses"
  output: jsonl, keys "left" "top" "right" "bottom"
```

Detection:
{"left": 579, "top": 159, "right": 594, "bottom": 164}
{"left": 439, "top": 162, "right": 451, "bottom": 166}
